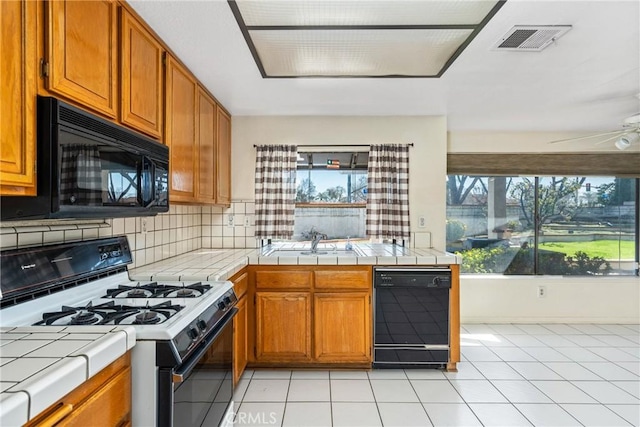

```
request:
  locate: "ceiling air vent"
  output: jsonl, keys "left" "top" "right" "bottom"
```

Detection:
{"left": 493, "top": 25, "right": 571, "bottom": 51}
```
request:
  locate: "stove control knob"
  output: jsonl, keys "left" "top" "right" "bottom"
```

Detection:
{"left": 217, "top": 301, "right": 227, "bottom": 310}
{"left": 197, "top": 320, "right": 207, "bottom": 331}
{"left": 223, "top": 296, "right": 232, "bottom": 305}
{"left": 187, "top": 327, "right": 199, "bottom": 340}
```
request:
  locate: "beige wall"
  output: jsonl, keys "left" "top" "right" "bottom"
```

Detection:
{"left": 461, "top": 276, "right": 640, "bottom": 324}
{"left": 232, "top": 115, "right": 448, "bottom": 249}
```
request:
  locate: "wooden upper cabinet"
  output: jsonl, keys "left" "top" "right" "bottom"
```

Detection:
{"left": 0, "top": 0, "right": 37, "bottom": 195}
{"left": 120, "top": 9, "right": 163, "bottom": 139}
{"left": 216, "top": 106, "right": 231, "bottom": 206}
{"left": 47, "top": 0, "right": 117, "bottom": 118}
{"left": 197, "top": 87, "right": 216, "bottom": 203}
{"left": 165, "top": 55, "right": 197, "bottom": 202}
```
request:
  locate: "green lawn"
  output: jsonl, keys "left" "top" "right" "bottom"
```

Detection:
{"left": 539, "top": 240, "right": 635, "bottom": 259}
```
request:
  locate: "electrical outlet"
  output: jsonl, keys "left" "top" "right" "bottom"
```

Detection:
{"left": 228, "top": 214, "right": 234, "bottom": 227}
{"left": 418, "top": 216, "right": 426, "bottom": 228}
{"left": 244, "top": 216, "right": 251, "bottom": 227}
{"left": 537, "top": 285, "right": 546, "bottom": 298}
{"left": 141, "top": 218, "right": 148, "bottom": 234}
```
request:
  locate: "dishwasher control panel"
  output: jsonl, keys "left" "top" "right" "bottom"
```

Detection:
{"left": 374, "top": 267, "right": 451, "bottom": 288}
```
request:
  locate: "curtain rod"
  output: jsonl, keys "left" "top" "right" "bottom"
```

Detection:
{"left": 253, "top": 143, "right": 414, "bottom": 148}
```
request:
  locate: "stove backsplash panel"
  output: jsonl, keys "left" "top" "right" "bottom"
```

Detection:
{"left": 0, "top": 201, "right": 258, "bottom": 268}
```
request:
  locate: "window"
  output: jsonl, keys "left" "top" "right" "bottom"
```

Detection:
{"left": 447, "top": 175, "right": 638, "bottom": 276}
{"left": 293, "top": 151, "right": 368, "bottom": 240}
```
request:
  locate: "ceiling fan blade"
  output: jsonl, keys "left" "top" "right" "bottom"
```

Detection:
{"left": 593, "top": 134, "right": 627, "bottom": 145}
{"left": 548, "top": 130, "right": 624, "bottom": 144}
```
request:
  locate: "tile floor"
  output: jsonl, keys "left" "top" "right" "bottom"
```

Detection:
{"left": 232, "top": 324, "right": 639, "bottom": 426}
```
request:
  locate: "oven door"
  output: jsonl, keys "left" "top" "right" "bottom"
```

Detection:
{"left": 158, "top": 308, "right": 237, "bottom": 427}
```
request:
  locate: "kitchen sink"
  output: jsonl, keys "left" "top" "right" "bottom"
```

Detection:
{"left": 265, "top": 249, "right": 363, "bottom": 257}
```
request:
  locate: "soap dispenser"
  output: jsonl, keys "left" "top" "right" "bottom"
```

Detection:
{"left": 345, "top": 237, "right": 353, "bottom": 251}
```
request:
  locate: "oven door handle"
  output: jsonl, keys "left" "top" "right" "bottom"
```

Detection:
{"left": 172, "top": 307, "right": 238, "bottom": 384}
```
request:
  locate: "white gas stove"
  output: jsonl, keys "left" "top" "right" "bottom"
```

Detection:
{"left": 0, "top": 236, "right": 236, "bottom": 427}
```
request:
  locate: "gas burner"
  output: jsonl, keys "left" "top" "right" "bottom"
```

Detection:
{"left": 116, "top": 301, "right": 184, "bottom": 326}
{"left": 134, "top": 311, "right": 160, "bottom": 325}
{"left": 105, "top": 283, "right": 156, "bottom": 298}
{"left": 176, "top": 288, "right": 194, "bottom": 297}
{"left": 70, "top": 311, "right": 100, "bottom": 325}
{"left": 162, "top": 282, "right": 211, "bottom": 298}
{"left": 103, "top": 282, "right": 211, "bottom": 298}
{"left": 127, "top": 288, "right": 148, "bottom": 298}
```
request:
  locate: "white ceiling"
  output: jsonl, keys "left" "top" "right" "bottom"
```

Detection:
{"left": 129, "top": 0, "right": 640, "bottom": 132}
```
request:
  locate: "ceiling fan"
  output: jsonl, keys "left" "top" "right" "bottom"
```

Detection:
{"left": 548, "top": 114, "right": 640, "bottom": 150}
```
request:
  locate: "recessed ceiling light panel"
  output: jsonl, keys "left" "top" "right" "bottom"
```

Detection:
{"left": 250, "top": 29, "right": 473, "bottom": 77}
{"left": 229, "top": 0, "right": 506, "bottom": 78}
{"left": 236, "top": 0, "right": 501, "bottom": 26}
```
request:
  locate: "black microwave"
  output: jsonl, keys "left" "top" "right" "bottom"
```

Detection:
{"left": 1, "top": 96, "right": 169, "bottom": 221}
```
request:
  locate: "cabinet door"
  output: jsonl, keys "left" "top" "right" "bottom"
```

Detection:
{"left": 215, "top": 106, "right": 231, "bottom": 206}
{"left": 61, "top": 367, "right": 131, "bottom": 426}
{"left": 314, "top": 293, "right": 371, "bottom": 362}
{"left": 165, "top": 55, "right": 197, "bottom": 202}
{"left": 197, "top": 87, "right": 216, "bottom": 203}
{"left": 0, "top": 0, "right": 37, "bottom": 195}
{"left": 120, "top": 9, "right": 163, "bottom": 138}
{"left": 233, "top": 296, "right": 248, "bottom": 385}
{"left": 47, "top": 0, "right": 117, "bottom": 118}
{"left": 255, "top": 292, "right": 311, "bottom": 361}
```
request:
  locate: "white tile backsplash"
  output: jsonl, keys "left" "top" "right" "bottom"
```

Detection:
{"left": 1, "top": 200, "right": 268, "bottom": 266}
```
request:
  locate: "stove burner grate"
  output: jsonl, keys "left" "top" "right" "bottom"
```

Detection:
{"left": 33, "top": 301, "right": 184, "bottom": 326}
{"left": 103, "top": 282, "right": 211, "bottom": 298}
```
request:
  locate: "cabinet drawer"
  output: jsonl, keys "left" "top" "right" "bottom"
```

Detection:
{"left": 256, "top": 271, "right": 312, "bottom": 289}
{"left": 315, "top": 269, "right": 370, "bottom": 290}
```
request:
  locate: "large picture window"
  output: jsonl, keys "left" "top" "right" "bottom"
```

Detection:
{"left": 447, "top": 175, "right": 638, "bottom": 276}
{"left": 293, "top": 151, "right": 368, "bottom": 240}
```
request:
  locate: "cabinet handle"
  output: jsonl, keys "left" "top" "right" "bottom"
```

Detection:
{"left": 37, "top": 403, "right": 73, "bottom": 427}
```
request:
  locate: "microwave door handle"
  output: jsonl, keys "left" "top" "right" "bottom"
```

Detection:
{"left": 137, "top": 157, "right": 144, "bottom": 207}
{"left": 142, "top": 156, "right": 156, "bottom": 209}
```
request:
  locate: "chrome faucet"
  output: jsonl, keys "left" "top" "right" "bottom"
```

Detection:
{"left": 309, "top": 229, "right": 328, "bottom": 252}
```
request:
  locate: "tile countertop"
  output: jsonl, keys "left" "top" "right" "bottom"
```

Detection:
{"left": 0, "top": 326, "right": 136, "bottom": 427}
{"left": 129, "top": 244, "right": 461, "bottom": 282}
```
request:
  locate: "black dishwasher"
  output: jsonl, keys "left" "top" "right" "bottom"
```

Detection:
{"left": 373, "top": 267, "right": 451, "bottom": 368}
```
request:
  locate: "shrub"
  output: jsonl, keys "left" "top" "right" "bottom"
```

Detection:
{"left": 564, "top": 251, "right": 612, "bottom": 275}
{"left": 458, "top": 247, "right": 612, "bottom": 275}
{"left": 446, "top": 219, "right": 466, "bottom": 242}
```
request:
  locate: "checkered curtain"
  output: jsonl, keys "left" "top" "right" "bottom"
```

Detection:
{"left": 366, "top": 144, "right": 411, "bottom": 240}
{"left": 60, "top": 145, "right": 103, "bottom": 206}
{"left": 254, "top": 145, "right": 298, "bottom": 239}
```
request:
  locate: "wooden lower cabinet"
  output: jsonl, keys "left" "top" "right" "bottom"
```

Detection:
{"left": 314, "top": 292, "right": 371, "bottom": 362}
{"left": 27, "top": 352, "right": 131, "bottom": 427}
{"left": 255, "top": 292, "right": 312, "bottom": 362}
{"left": 251, "top": 266, "right": 372, "bottom": 366}
{"left": 233, "top": 295, "right": 248, "bottom": 385}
